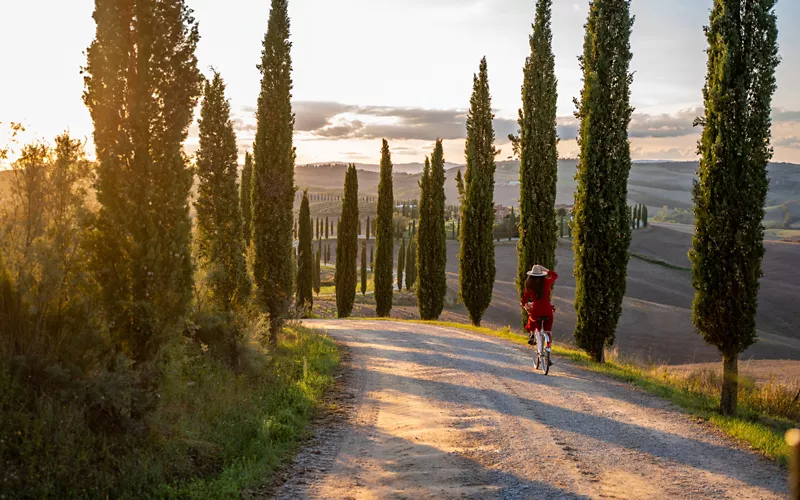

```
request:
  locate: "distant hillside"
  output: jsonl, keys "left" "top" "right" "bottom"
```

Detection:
{"left": 295, "top": 160, "right": 800, "bottom": 214}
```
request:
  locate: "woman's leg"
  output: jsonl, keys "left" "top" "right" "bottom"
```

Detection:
{"left": 543, "top": 316, "right": 554, "bottom": 351}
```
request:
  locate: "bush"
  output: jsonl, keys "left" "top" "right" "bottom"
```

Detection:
{"left": 0, "top": 325, "right": 338, "bottom": 498}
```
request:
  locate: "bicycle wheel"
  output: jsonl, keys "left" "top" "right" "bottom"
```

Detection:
{"left": 540, "top": 351, "right": 550, "bottom": 376}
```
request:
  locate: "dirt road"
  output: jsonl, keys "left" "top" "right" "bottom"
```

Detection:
{"left": 268, "top": 320, "right": 787, "bottom": 499}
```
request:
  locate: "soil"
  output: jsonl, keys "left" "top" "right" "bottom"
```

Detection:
{"left": 260, "top": 320, "right": 788, "bottom": 499}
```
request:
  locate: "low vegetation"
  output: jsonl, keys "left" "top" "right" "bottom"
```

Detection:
{"left": 1, "top": 325, "right": 338, "bottom": 498}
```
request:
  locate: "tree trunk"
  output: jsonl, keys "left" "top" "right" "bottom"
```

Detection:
{"left": 721, "top": 352, "right": 738, "bottom": 415}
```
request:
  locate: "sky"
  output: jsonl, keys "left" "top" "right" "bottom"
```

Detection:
{"left": 1, "top": 0, "right": 799, "bottom": 165}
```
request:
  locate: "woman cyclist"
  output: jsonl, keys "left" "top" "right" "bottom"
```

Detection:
{"left": 521, "top": 265, "right": 558, "bottom": 360}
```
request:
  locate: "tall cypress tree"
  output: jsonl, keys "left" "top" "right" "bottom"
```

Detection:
{"left": 572, "top": 0, "right": 634, "bottom": 363}
{"left": 241, "top": 151, "right": 253, "bottom": 246}
{"left": 195, "top": 70, "right": 250, "bottom": 312}
{"left": 361, "top": 241, "right": 368, "bottom": 295}
{"left": 251, "top": 0, "right": 296, "bottom": 346}
{"left": 366, "top": 216, "right": 371, "bottom": 240}
{"left": 459, "top": 57, "right": 497, "bottom": 326}
{"left": 314, "top": 248, "right": 321, "bottom": 295}
{"left": 83, "top": 0, "right": 201, "bottom": 362}
{"left": 455, "top": 169, "right": 465, "bottom": 206}
{"left": 691, "top": 0, "right": 779, "bottom": 415}
{"left": 335, "top": 164, "right": 359, "bottom": 317}
{"left": 296, "top": 190, "right": 313, "bottom": 313}
{"left": 405, "top": 237, "right": 416, "bottom": 291}
{"left": 642, "top": 205, "right": 648, "bottom": 227}
{"left": 514, "top": 0, "right": 559, "bottom": 329}
{"left": 417, "top": 141, "right": 447, "bottom": 320}
{"left": 325, "top": 216, "right": 329, "bottom": 239}
{"left": 397, "top": 236, "right": 405, "bottom": 291}
{"left": 374, "top": 139, "right": 394, "bottom": 316}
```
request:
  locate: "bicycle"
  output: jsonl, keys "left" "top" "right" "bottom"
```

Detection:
{"left": 529, "top": 315, "right": 552, "bottom": 376}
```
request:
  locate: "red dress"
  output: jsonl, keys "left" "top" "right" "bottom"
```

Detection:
{"left": 521, "top": 270, "right": 558, "bottom": 332}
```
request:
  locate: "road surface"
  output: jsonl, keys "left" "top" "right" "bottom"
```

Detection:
{"left": 268, "top": 320, "right": 787, "bottom": 499}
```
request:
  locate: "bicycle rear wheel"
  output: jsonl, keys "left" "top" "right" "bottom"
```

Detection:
{"left": 540, "top": 351, "right": 550, "bottom": 375}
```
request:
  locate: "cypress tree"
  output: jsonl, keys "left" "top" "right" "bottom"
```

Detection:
{"left": 374, "top": 139, "right": 394, "bottom": 316}
{"left": 366, "top": 216, "right": 371, "bottom": 240}
{"left": 370, "top": 245, "right": 374, "bottom": 270}
{"left": 455, "top": 169, "right": 465, "bottom": 206}
{"left": 359, "top": 219, "right": 362, "bottom": 236}
{"left": 417, "top": 141, "right": 447, "bottom": 320}
{"left": 405, "top": 237, "right": 416, "bottom": 291}
{"left": 642, "top": 205, "right": 648, "bottom": 227}
{"left": 397, "top": 236, "right": 405, "bottom": 291}
{"left": 637, "top": 204, "right": 642, "bottom": 228}
{"left": 314, "top": 248, "right": 321, "bottom": 294}
{"left": 572, "top": 0, "right": 634, "bottom": 363}
{"left": 361, "top": 241, "right": 368, "bottom": 295}
{"left": 515, "top": 0, "right": 559, "bottom": 328}
{"left": 195, "top": 70, "right": 251, "bottom": 312}
{"left": 325, "top": 216, "right": 329, "bottom": 239}
{"left": 251, "top": 0, "right": 296, "bottom": 346}
{"left": 296, "top": 190, "right": 313, "bottom": 313}
{"left": 691, "top": 0, "right": 779, "bottom": 415}
{"left": 241, "top": 152, "right": 253, "bottom": 246}
{"left": 83, "top": 0, "right": 201, "bottom": 362}
{"left": 335, "top": 164, "right": 359, "bottom": 317}
{"left": 459, "top": 57, "right": 497, "bottom": 326}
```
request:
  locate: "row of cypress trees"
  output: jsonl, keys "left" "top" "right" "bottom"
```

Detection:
{"left": 505, "top": 0, "right": 778, "bottom": 416}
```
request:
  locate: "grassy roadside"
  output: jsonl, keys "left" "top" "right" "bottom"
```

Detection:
{"left": 161, "top": 325, "right": 340, "bottom": 498}
{"left": 0, "top": 325, "right": 339, "bottom": 498}
{"left": 363, "top": 318, "right": 791, "bottom": 465}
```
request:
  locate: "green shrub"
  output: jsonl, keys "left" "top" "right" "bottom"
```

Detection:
{"left": 0, "top": 326, "right": 338, "bottom": 498}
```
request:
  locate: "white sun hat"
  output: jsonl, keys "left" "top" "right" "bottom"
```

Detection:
{"left": 527, "top": 264, "right": 547, "bottom": 277}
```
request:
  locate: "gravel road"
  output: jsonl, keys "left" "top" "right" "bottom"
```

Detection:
{"left": 265, "top": 320, "right": 787, "bottom": 499}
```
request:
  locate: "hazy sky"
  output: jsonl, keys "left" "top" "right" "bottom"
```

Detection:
{"left": 1, "top": 0, "right": 799, "bottom": 165}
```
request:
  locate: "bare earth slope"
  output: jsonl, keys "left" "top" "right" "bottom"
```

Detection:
{"left": 268, "top": 320, "right": 786, "bottom": 499}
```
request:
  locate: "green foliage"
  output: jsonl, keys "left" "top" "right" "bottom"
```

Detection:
{"left": 361, "top": 241, "right": 368, "bottom": 295}
{"left": 642, "top": 205, "right": 648, "bottom": 227}
{"left": 195, "top": 71, "right": 251, "bottom": 314}
{"left": 335, "top": 165, "right": 359, "bottom": 318}
{"left": 690, "top": 0, "right": 779, "bottom": 415}
{"left": 515, "top": 0, "right": 559, "bottom": 329}
{"left": 572, "top": 0, "right": 634, "bottom": 363}
{"left": 405, "top": 237, "right": 416, "bottom": 291}
{"left": 251, "top": 0, "right": 296, "bottom": 345}
{"left": 83, "top": 0, "right": 201, "bottom": 362}
{"left": 314, "top": 248, "right": 321, "bottom": 295}
{"left": 459, "top": 57, "right": 497, "bottom": 326}
{"left": 374, "top": 140, "right": 394, "bottom": 317}
{"left": 455, "top": 169, "right": 465, "bottom": 206}
{"left": 417, "top": 142, "right": 448, "bottom": 320}
{"left": 241, "top": 152, "right": 253, "bottom": 246}
{"left": 1, "top": 325, "right": 338, "bottom": 498}
{"left": 397, "top": 236, "right": 405, "bottom": 291}
{"left": 297, "top": 191, "right": 314, "bottom": 314}
{"left": 0, "top": 134, "right": 97, "bottom": 364}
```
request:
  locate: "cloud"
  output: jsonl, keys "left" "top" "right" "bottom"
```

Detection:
{"left": 630, "top": 146, "right": 696, "bottom": 160}
{"left": 775, "top": 136, "right": 800, "bottom": 149}
{"left": 772, "top": 109, "right": 800, "bottom": 123}
{"left": 628, "top": 108, "right": 703, "bottom": 138}
{"left": 229, "top": 102, "right": 800, "bottom": 148}
{"left": 290, "top": 100, "right": 518, "bottom": 142}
